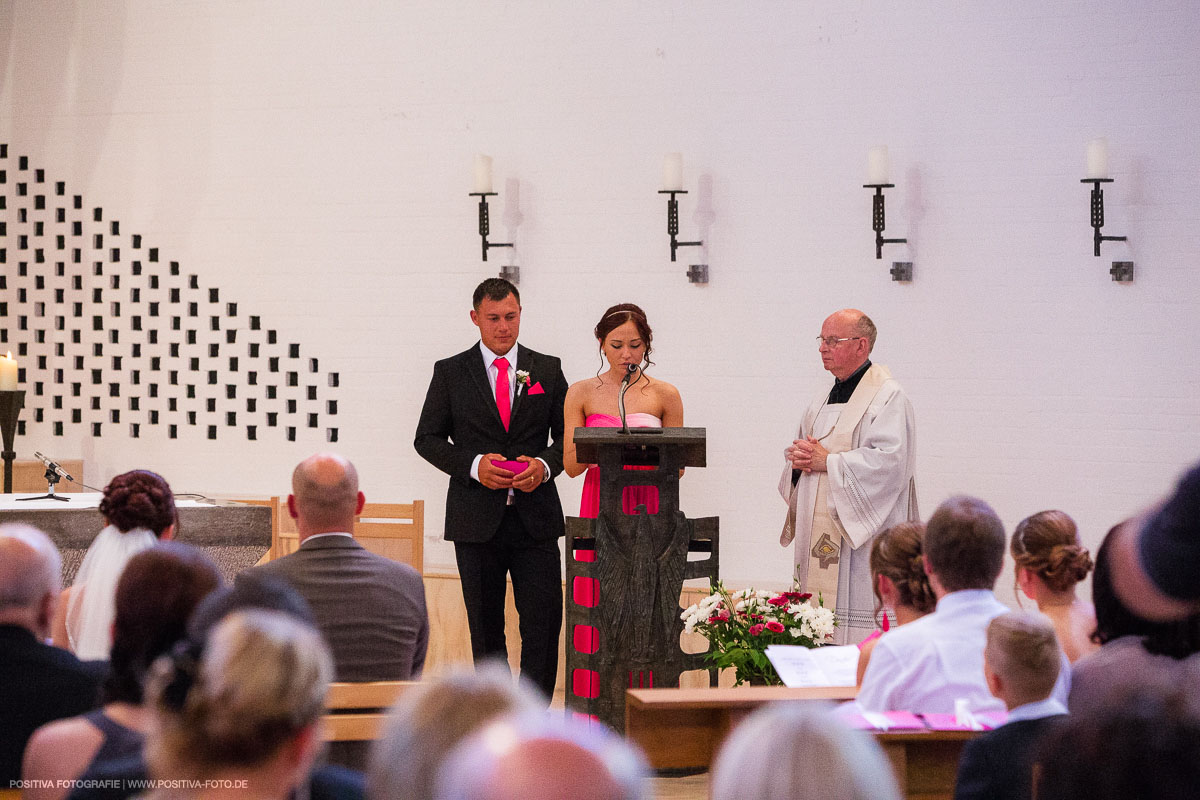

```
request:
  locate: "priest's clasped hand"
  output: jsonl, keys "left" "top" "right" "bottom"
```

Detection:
{"left": 787, "top": 437, "right": 829, "bottom": 473}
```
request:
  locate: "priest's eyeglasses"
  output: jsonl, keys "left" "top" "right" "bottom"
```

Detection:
{"left": 816, "top": 336, "right": 864, "bottom": 348}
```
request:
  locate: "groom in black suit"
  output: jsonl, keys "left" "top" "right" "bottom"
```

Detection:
{"left": 415, "top": 278, "right": 567, "bottom": 699}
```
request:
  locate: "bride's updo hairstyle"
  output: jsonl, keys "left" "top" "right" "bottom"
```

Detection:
{"left": 594, "top": 303, "right": 654, "bottom": 368}
{"left": 1011, "top": 510, "right": 1094, "bottom": 593}
{"left": 146, "top": 609, "right": 333, "bottom": 779}
{"left": 869, "top": 522, "right": 936, "bottom": 621}
{"left": 99, "top": 470, "right": 176, "bottom": 535}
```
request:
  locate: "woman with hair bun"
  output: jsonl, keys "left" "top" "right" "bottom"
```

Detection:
{"left": 856, "top": 522, "right": 937, "bottom": 684}
{"left": 143, "top": 609, "right": 333, "bottom": 800}
{"left": 53, "top": 470, "right": 179, "bottom": 658}
{"left": 563, "top": 303, "right": 684, "bottom": 517}
{"left": 1011, "top": 510, "right": 1098, "bottom": 663}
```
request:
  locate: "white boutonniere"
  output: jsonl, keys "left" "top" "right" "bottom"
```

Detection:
{"left": 515, "top": 370, "right": 531, "bottom": 395}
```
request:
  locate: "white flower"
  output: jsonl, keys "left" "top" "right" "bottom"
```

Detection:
{"left": 789, "top": 628, "right": 802, "bottom": 638}
{"left": 516, "top": 370, "right": 530, "bottom": 385}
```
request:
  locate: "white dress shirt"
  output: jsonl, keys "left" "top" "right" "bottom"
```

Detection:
{"left": 854, "top": 590, "right": 1072, "bottom": 715}
{"left": 468, "top": 342, "right": 550, "bottom": 486}
{"left": 855, "top": 590, "right": 1013, "bottom": 715}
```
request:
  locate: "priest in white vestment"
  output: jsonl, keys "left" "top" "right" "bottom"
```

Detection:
{"left": 779, "top": 309, "right": 918, "bottom": 645}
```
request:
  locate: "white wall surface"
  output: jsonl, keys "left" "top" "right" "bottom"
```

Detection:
{"left": 2, "top": 0, "right": 1199, "bottom": 596}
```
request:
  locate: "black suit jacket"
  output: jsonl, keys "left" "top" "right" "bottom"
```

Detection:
{"left": 244, "top": 536, "right": 429, "bottom": 682}
{"left": 414, "top": 343, "right": 567, "bottom": 543}
{"left": 954, "top": 715, "right": 1066, "bottom": 800}
{"left": 0, "top": 624, "right": 104, "bottom": 783}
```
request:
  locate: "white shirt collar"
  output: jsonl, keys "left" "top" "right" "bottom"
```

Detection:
{"left": 302, "top": 531, "right": 353, "bottom": 544}
{"left": 479, "top": 340, "right": 519, "bottom": 368}
{"left": 1006, "top": 696, "right": 1068, "bottom": 724}
{"left": 934, "top": 589, "right": 999, "bottom": 614}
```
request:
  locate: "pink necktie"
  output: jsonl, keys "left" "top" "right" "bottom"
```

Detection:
{"left": 494, "top": 356, "right": 511, "bottom": 431}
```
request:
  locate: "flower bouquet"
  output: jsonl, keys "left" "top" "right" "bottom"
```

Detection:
{"left": 681, "top": 580, "right": 837, "bottom": 686}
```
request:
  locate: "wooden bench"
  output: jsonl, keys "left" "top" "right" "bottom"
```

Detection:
{"left": 624, "top": 686, "right": 979, "bottom": 800}
{"left": 322, "top": 680, "right": 417, "bottom": 742}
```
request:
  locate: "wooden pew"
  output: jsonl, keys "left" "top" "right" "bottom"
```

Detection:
{"left": 624, "top": 686, "right": 979, "bottom": 800}
{"left": 322, "top": 680, "right": 417, "bottom": 742}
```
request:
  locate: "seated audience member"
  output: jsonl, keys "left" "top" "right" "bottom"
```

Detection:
{"left": 22, "top": 543, "right": 223, "bottom": 800}
{"left": 368, "top": 664, "right": 542, "bottom": 800}
{"left": 711, "top": 703, "right": 900, "bottom": 800}
{"left": 1068, "top": 525, "right": 1200, "bottom": 715}
{"left": 855, "top": 495, "right": 1011, "bottom": 714}
{"left": 857, "top": 521, "right": 937, "bottom": 684}
{"left": 1010, "top": 510, "right": 1098, "bottom": 663}
{"left": 142, "top": 610, "right": 334, "bottom": 800}
{"left": 432, "top": 714, "right": 649, "bottom": 800}
{"left": 954, "top": 612, "right": 1068, "bottom": 800}
{"left": 54, "top": 470, "right": 178, "bottom": 659}
{"left": 68, "top": 574, "right": 361, "bottom": 800}
{"left": 1034, "top": 680, "right": 1200, "bottom": 800}
{"left": 1109, "top": 459, "right": 1200, "bottom": 622}
{"left": 241, "top": 453, "right": 429, "bottom": 682}
{"left": 0, "top": 525, "right": 103, "bottom": 785}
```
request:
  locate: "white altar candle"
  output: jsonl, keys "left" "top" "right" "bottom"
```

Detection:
{"left": 473, "top": 154, "right": 494, "bottom": 194}
{"left": 0, "top": 352, "right": 17, "bottom": 390}
{"left": 1086, "top": 138, "right": 1109, "bottom": 180}
{"left": 662, "top": 153, "right": 684, "bottom": 192}
{"left": 868, "top": 145, "right": 890, "bottom": 185}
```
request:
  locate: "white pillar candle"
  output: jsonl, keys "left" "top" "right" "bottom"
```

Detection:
{"left": 868, "top": 145, "right": 890, "bottom": 184}
{"left": 473, "top": 154, "right": 494, "bottom": 194}
{"left": 662, "top": 152, "right": 684, "bottom": 192}
{"left": 1086, "top": 138, "right": 1109, "bottom": 180}
{"left": 0, "top": 352, "right": 17, "bottom": 390}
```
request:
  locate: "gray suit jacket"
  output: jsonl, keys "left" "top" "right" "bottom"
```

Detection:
{"left": 244, "top": 535, "right": 428, "bottom": 682}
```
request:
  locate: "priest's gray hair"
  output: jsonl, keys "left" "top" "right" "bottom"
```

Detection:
{"left": 710, "top": 702, "right": 900, "bottom": 800}
{"left": 853, "top": 312, "right": 878, "bottom": 352}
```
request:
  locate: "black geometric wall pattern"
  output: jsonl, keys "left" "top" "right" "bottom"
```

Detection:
{"left": 0, "top": 144, "right": 339, "bottom": 444}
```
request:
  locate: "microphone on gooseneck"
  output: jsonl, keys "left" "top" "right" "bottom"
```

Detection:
{"left": 618, "top": 363, "right": 638, "bottom": 434}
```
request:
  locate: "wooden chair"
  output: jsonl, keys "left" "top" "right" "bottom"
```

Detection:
{"left": 354, "top": 501, "right": 424, "bottom": 573}
{"left": 322, "top": 680, "right": 416, "bottom": 742}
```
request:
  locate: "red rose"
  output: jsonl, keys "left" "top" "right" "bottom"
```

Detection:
{"left": 749, "top": 623, "right": 765, "bottom": 636}
{"left": 767, "top": 596, "right": 788, "bottom": 606}
{"left": 766, "top": 621, "right": 785, "bottom": 633}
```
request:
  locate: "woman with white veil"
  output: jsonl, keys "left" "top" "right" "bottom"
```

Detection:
{"left": 53, "top": 470, "right": 177, "bottom": 659}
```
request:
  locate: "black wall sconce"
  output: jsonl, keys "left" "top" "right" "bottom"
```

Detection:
{"left": 863, "top": 145, "right": 907, "bottom": 262}
{"left": 469, "top": 155, "right": 514, "bottom": 264}
{"left": 659, "top": 153, "right": 708, "bottom": 284}
{"left": 1081, "top": 138, "right": 1132, "bottom": 282}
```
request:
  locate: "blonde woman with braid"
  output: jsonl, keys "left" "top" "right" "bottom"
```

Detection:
{"left": 1011, "top": 510, "right": 1098, "bottom": 663}
{"left": 142, "top": 610, "right": 333, "bottom": 800}
{"left": 855, "top": 522, "right": 937, "bottom": 685}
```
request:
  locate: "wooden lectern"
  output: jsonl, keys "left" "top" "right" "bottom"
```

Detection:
{"left": 564, "top": 426, "right": 719, "bottom": 733}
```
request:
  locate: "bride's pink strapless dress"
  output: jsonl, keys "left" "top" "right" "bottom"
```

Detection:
{"left": 578, "top": 412, "right": 663, "bottom": 517}
{"left": 572, "top": 413, "right": 663, "bottom": 703}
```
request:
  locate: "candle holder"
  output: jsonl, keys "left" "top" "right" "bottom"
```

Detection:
{"left": 863, "top": 184, "right": 907, "bottom": 260}
{"left": 0, "top": 390, "right": 25, "bottom": 494}
{"left": 1081, "top": 178, "right": 1126, "bottom": 257}
{"left": 468, "top": 192, "right": 513, "bottom": 262}
{"left": 657, "top": 190, "right": 704, "bottom": 263}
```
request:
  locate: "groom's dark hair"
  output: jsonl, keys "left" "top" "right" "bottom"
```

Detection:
{"left": 473, "top": 278, "right": 520, "bottom": 310}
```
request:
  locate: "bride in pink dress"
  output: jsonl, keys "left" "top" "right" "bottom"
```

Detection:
{"left": 563, "top": 302, "right": 684, "bottom": 514}
{"left": 563, "top": 303, "right": 683, "bottom": 696}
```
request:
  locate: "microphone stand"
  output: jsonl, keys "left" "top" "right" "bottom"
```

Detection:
{"left": 16, "top": 465, "right": 70, "bottom": 502}
{"left": 617, "top": 364, "right": 663, "bottom": 436}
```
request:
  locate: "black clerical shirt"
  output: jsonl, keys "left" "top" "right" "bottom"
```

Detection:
{"left": 790, "top": 359, "right": 872, "bottom": 485}
{"left": 826, "top": 359, "right": 872, "bottom": 404}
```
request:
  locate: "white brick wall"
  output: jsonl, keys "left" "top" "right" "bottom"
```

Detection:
{"left": 3, "top": 1, "right": 1199, "bottom": 599}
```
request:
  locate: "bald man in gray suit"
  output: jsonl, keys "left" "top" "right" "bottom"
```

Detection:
{"left": 243, "top": 453, "right": 428, "bottom": 682}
